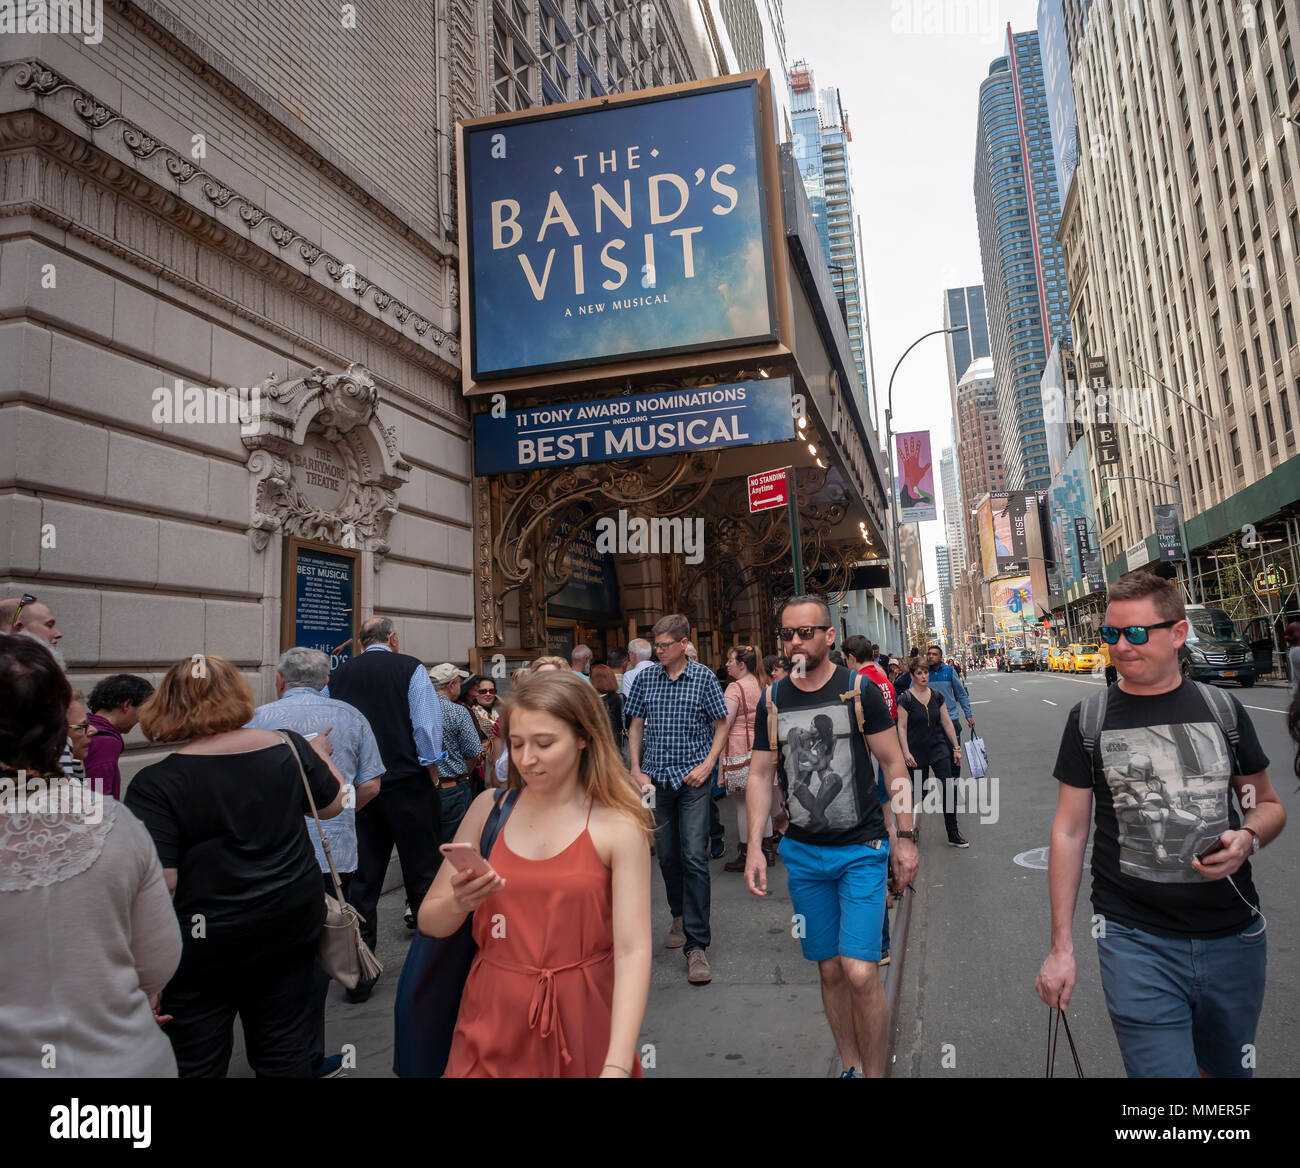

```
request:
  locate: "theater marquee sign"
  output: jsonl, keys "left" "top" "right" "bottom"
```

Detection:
{"left": 241, "top": 363, "right": 411, "bottom": 566}
{"left": 457, "top": 71, "right": 791, "bottom": 396}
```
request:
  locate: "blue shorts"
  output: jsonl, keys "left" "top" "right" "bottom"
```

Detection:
{"left": 779, "top": 835, "right": 890, "bottom": 963}
{"left": 1096, "top": 918, "right": 1267, "bottom": 1078}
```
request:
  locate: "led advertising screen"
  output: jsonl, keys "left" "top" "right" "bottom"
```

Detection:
{"left": 459, "top": 77, "right": 778, "bottom": 385}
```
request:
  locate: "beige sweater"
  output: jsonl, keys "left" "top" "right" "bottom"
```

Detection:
{"left": 0, "top": 796, "right": 181, "bottom": 1076}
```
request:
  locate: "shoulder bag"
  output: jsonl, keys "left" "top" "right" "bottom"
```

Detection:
{"left": 278, "top": 731, "right": 383, "bottom": 991}
{"left": 720, "top": 681, "right": 753, "bottom": 785}
{"left": 392, "top": 786, "right": 521, "bottom": 1078}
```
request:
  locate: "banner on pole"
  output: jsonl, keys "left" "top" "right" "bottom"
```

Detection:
{"left": 1153, "top": 503, "right": 1183, "bottom": 561}
{"left": 896, "top": 430, "right": 936, "bottom": 523}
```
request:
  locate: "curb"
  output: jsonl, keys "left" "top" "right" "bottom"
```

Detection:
{"left": 883, "top": 883, "right": 915, "bottom": 1078}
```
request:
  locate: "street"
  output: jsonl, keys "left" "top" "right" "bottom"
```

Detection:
{"left": 228, "top": 671, "right": 1298, "bottom": 1079}
{"left": 891, "top": 669, "right": 1300, "bottom": 1079}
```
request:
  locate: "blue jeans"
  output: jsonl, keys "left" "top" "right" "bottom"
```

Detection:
{"left": 1096, "top": 918, "right": 1267, "bottom": 1078}
{"left": 652, "top": 779, "right": 712, "bottom": 952}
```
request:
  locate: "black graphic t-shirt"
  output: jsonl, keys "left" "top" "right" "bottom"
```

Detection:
{"left": 1054, "top": 681, "right": 1268, "bottom": 938}
{"left": 753, "top": 666, "right": 894, "bottom": 848}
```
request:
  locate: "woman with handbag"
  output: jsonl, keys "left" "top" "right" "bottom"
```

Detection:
{"left": 124, "top": 655, "right": 346, "bottom": 1077}
{"left": 720, "top": 646, "right": 772, "bottom": 872}
{"left": 420, "top": 671, "right": 653, "bottom": 1077}
{"left": 894, "top": 657, "right": 967, "bottom": 848}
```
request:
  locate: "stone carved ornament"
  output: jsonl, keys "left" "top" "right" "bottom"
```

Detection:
{"left": 241, "top": 364, "right": 411, "bottom": 567}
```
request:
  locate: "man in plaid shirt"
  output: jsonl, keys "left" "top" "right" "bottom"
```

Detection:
{"left": 626, "top": 613, "right": 729, "bottom": 985}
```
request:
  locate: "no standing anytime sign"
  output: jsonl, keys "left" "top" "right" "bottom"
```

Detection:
{"left": 748, "top": 467, "right": 791, "bottom": 513}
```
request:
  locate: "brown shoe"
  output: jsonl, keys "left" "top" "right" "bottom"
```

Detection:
{"left": 664, "top": 916, "right": 686, "bottom": 949}
{"left": 723, "top": 843, "right": 747, "bottom": 872}
{"left": 686, "top": 949, "right": 712, "bottom": 984}
{"left": 761, "top": 835, "right": 779, "bottom": 867}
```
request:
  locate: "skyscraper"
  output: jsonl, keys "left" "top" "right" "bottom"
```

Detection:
{"left": 974, "top": 27, "right": 1070, "bottom": 491}
{"left": 940, "top": 445, "right": 966, "bottom": 582}
{"left": 789, "top": 59, "right": 871, "bottom": 403}
{"left": 942, "top": 285, "right": 991, "bottom": 425}
{"left": 936, "top": 544, "right": 954, "bottom": 649}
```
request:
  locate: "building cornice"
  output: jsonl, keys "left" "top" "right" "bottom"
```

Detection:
{"left": 0, "top": 61, "right": 467, "bottom": 427}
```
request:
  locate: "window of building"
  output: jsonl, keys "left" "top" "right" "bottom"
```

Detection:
{"left": 1230, "top": 426, "right": 1242, "bottom": 465}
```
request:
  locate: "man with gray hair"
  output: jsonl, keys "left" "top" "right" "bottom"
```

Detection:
{"left": 247, "top": 647, "right": 384, "bottom": 1076}
{"left": 621, "top": 637, "right": 654, "bottom": 696}
{"left": 571, "top": 644, "right": 594, "bottom": 682}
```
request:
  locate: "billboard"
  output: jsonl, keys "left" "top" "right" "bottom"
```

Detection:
{"left": 989, "top": 574, "right": 1034, "bottom": 637}
{"left": 473, "top": 377, "right": 794, "bottom": 475}
{"left": 988, "top": 492, "right": 1037, "bottom": 572}
{"left": 899, "top": 522, "right": 926, "bottom": 607}
{"left": 1038, "top": 0, "right": 1080, "bottom": 201}
{"left": 896, "top": 430, "right": 937, "bottom": 523}
{"left": 1047, "top": 438, "right": 1103, "bottom": 595}
{"left": 458, "top": 75, "right": 782, "bottom": 391}
{"left": 977, "top": 495, "right": 997, "bottom": 580}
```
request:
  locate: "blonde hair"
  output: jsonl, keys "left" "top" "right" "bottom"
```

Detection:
{"left": 529, "top": 655, "right": 572, "bottom": 672}
{"left": 502, "top": 672, "right": 652, "bottom": 837}
{"left": 139, "top": 655, "right": 255, "bottom": 743}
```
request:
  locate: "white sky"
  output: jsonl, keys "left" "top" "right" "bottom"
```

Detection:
{"left": 786, "top": 0, "right": 1044, "bottom": 621}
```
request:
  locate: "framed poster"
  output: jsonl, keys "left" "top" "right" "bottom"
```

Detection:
{"left": 281, "top": 538, "right": 360, "bottom": 670}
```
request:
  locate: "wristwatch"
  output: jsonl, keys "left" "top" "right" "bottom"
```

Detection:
{"left": 896, "top": 827, "right": 920, "bottom": 843}
{"left": 1244, "top": 826, "right": 1261, "bottom": 854}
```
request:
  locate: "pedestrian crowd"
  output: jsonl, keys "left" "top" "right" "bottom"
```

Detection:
{"left": 0, "top": 573, "right": 1293, "bottom": 1079}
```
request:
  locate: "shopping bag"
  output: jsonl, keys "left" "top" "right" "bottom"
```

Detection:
{"left": 963, "top": 735, "right": 988, "bottom": 779}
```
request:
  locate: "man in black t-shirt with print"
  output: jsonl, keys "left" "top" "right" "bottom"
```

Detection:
{"left": 1037, "top": 570, "right": 1287, "bottom": 1078}
{"left": 745, "top": 595, "right": 918, "bottom": 1078}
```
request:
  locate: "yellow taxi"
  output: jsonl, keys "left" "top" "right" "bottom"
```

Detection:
{"left": 1069, "top": 643, "right": 1101, "bottom": 673}
{"left": 1048, "top": 647, "right": 1070, "bottom": 672}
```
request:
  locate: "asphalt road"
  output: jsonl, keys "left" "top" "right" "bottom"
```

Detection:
{"left": 890, "top": 667, "right": 1300, "bottom": 1079}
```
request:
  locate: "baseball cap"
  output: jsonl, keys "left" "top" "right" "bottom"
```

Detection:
{"left": 428, "top": 663, "right": 470, "bottom": 686}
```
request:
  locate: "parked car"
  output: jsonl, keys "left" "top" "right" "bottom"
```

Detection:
{"left": 1006, "top": 648, "right": 1036, "bottom": 671}
{"left": 1179, "top": 605, "right": 1257, "bottom": 687}
{"left": 1069, "top": 643, "right": 1101, "bottom": 673}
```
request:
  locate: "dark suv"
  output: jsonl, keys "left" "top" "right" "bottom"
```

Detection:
{"left": 1178, "top": 605, "right": 1257, "bottom": 687}
{"left": 1006, "top": 648, "right": 1036, "bottom": 672}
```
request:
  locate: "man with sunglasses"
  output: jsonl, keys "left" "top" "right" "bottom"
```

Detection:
{"left": 1037, "top": 570, "right": 1286, "bottom": 1078}
{"left": 745, "top": 595, "right": 918, "bottom": 1078}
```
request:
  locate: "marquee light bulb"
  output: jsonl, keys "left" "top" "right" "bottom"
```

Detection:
{"left": 807, "top": 444, "right": 817, "bottom": 455}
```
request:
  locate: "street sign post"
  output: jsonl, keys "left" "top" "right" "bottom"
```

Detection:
{"left": 749, "top": 466, "right": 803, "bottom": 594}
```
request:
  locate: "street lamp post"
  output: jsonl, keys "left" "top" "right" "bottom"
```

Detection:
{"left": 1104, "top": 473, "right": 1198, "bottom": 604}
{"left": 886, "top": 325, "right": 968, "bottom": 654}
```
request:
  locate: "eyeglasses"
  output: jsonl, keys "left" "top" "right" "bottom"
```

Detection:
{"left": 68, "top": 720, "right": 91, "bottom": 733}
{"left": 478, "top": 688, "right": 497, "bottom": 696}
{"left": 653, "top": 640, "right": 681, "bottom": 651}
{"left": 1098, "top": 620, "right": 1180, "bottom": 646}
{"left": 778, "top": 625, "right": 832, "bottom": 642}
{"left": 11, "top": 593, "right": 36, "bottom": 623}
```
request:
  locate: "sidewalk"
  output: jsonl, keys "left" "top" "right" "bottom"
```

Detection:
{"left": 228, "top": 796, "right": 862, "bottom": 1078}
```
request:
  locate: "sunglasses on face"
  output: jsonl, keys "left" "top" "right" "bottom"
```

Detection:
{"left": 1099, "top": 620, "right": 1179, "bottom": 645}
{"left": 778, "top": 625, "right": 832, "bottom": 642}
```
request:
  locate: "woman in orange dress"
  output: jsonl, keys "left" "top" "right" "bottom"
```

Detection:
{"left": 419, "top": 671, "right": 653, "bottom": 1078}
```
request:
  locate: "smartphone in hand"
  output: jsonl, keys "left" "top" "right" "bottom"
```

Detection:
{"left": 439, "top": 842, "right": 499, "bottom": 882}
{"left": 1194, "top": 837, "right": 1227, "bottom": 864}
